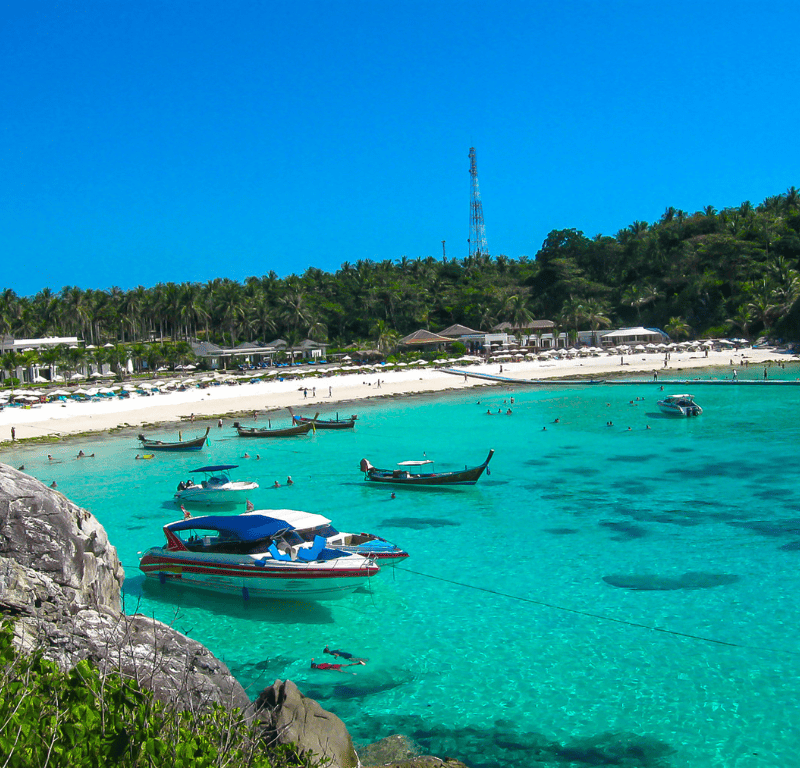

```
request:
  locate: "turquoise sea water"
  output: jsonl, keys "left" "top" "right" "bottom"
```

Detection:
{"left": 4, "top": 366, "right": 800, "bottom": 768}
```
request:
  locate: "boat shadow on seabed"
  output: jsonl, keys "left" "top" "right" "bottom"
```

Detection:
{"left": 125, "top": 575, "right": 338, "bottom": 625}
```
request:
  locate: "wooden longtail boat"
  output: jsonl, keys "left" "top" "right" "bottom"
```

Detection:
{"left": 359, "top": 449, "right": 494, "bottom": 487}
{"left": 138, "top": 427, "right": 210, "bottom": 452}
{"left": 292, "top": 412, "right": 357, "bottom": 430}
{"left": 234, "top": 420, "right": 315, "bottom": 438}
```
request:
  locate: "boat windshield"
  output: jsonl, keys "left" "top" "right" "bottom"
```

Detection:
{"left": 177, "top": 528, "right": 274, "bottom": 555}
{"left": 281, "top": 524, "right": 338, "bottom": 545}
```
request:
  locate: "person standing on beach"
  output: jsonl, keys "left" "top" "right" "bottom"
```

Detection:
{"left": 764, "top": 367, "right": 768, "bottom": 380}
{"left": 328, "top": 386, "right": 332, "bottom": 397}
{"left": 10, "top": 427, "right": 15, "bottom": 441}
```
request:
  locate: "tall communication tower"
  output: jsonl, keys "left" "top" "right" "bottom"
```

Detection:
{"left": 468, "top": 147, "right": 489, "bottom": 259}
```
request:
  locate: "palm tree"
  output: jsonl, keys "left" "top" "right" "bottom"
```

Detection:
{"left": 665, "top": 317, "right": 691, "bottom": 340}
{"left": 582, "top": 300, "right": 612, "bottom": 345}
{"left": 747, "top": 285, "right": 780, "bottom": 332}
{"left": 39, "top": 346, "right": 62, "bottom": 382}
{"left": 621, "top": 284, "right": 659, "bottom": 321}
{"left": 502, "top": 294, "right": 533, "bottom": 331}
{"left": 1, "top": 351, "right": 21, "bottom": 384}
{"left": 726, "top": 306, "right": 753, "bottom": 339}
{"left": 373, "top": 320, "right": 400, "bottom": 355}
{"left": 559, "top": 297, "right": 586, "bottom": 342}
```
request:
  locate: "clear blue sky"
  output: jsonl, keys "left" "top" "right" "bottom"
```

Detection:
{"left": 3, "top": 1, "right": 799, "bottom": 297}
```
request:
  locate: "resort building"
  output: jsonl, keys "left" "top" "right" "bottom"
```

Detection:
{"left": 0, "top": 335, "right": 81, "bottom": 353}
{"left": 577, "top": 326, "right": 670, "bottom": 347}
{"left": 190, "top": 339, "right": 327, "bottom": 370}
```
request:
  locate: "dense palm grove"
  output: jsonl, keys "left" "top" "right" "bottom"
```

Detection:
{"left": 3, "top": 189, "right": 800, "bottom": 362}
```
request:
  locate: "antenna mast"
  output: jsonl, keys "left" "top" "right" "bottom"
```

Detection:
{"left": 468, "top": 147, "right": 489, "bottom": 259}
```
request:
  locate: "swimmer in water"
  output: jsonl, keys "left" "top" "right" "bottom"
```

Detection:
{"left": 324, "top": 645, "right": 368, "bottom": 663}
{"left": 310, "top": 659, "right": 363, "bottom": 674}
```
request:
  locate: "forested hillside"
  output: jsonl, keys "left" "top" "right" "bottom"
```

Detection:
{"left": 3, "top": 189, "right": 799, "bottom": 348}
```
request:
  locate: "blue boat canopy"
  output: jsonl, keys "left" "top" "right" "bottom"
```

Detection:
{"left": 166, "top": 514, "right": 291, "bottom": 540}
{"left": 189, "top": 464, "right": 239, "bottom": 473}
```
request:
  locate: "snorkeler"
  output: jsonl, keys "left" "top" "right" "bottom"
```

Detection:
{"left": 324, "top": 646, "right": 368, "bottom": 663}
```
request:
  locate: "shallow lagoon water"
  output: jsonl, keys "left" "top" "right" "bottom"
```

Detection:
{"left": 5, "top": 369, "right": 800, "bottom": 768}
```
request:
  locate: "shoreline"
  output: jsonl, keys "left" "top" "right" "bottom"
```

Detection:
{"left": 0, "top": 347, "right": 795, "bottom": 446}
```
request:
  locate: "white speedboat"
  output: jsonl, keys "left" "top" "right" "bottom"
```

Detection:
{"left": 657, "top": 394, "right": 703, "bottom": 417}
{"left": 245, "top": 508, "right": 409, "bottom": 565}
{"left": 139, "top": 513, "right": 380, "bottom": 601}
{"left": 174, "top": 464, "right": 258, "bottom": 505}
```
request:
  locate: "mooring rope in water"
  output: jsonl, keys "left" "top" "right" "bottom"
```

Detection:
{"left": 395, "top": 565, "right": 800, "bottom": 658}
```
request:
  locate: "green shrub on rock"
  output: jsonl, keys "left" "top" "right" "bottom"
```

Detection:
{"left": 0, "top": 621, "right": 322, "bottom": 768}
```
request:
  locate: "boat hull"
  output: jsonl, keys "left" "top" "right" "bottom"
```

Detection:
{"left": 657, "top": 402, "right": 703, "bottom": 417}
{"left": 174, "top": 482, "right": 258, "bottom": 505}
{"left": 140, "top": 428, "right": 210, "bottom": 451}
{"left": 363, "top": 449, "right": 494, "bottom": 487}
{"left": 366, "top": 470, "right": 485, "bottom": 486}
{"left": 236, "top": 422, "right": 314, "bottom": 437}
{"left": 295, "top": 417, "right": 355, "bottom": 430}
{"left": 139, "top": 548, "right": 378, "bottom": 601}
{"left": 141, "top": 439, "right": 206, "bottom": 451}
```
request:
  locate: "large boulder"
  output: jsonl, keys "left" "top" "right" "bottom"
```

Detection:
{"left": 0, "top": 466, "right": 123, "bottom": 612}
{"left": 254, "top": 679, "right": 358, "bottom": 768}
{"left": 0, "top": 463, "right": 249, "bottom": 712}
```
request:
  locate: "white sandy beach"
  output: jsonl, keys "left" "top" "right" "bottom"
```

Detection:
{"left": 0, "top": 347, "right": 795, "bottom": 443}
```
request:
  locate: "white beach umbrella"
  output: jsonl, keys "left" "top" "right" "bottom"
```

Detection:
{"left": 103, "top": 343, "right": 115, "bottom": 348}
{"left": 634, "top": 344, "right": 646, "bottom": 351}
{"left": 72, "top": 388, "right": 89, "bottom": 395}
{"left": 51, "top": 389, "right": 71, "bottom": 396}
{"left": 70, "top": 372, "right": 85, "bottom": 380}
{"left": 11, "top": 389, "right": 28, "bottom": 396}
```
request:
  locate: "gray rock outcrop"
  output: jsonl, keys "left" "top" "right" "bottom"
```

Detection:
{"left": 254, "top": 679, "right": 358, "bottom": 768}
{"left": 0, "top": 463, "right": 249, "bottom": 712}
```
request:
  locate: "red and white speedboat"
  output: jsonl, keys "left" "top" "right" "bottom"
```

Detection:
{"left": 139, "top": 513, "right": 380, "bottom": 601}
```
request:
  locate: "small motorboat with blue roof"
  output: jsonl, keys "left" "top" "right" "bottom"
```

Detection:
{"left": 174, "top": 464, "right": 258, "bottom": 505}
{"left": 139, "top": 513, "right": 380, "bottom": 601}
{"left": 245, "top": 508, "right": 409, "bottom": 565}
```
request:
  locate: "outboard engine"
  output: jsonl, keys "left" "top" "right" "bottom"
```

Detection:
{"left": 359, "top": 458, "right": 373, "bottom": 473}
{"left": 233, "top": 421, "right": 240, "bottom": 428}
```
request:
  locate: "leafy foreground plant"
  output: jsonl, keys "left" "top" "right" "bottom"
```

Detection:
{"left": 0, "top": 620, "right": 323, "bottom": 768}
